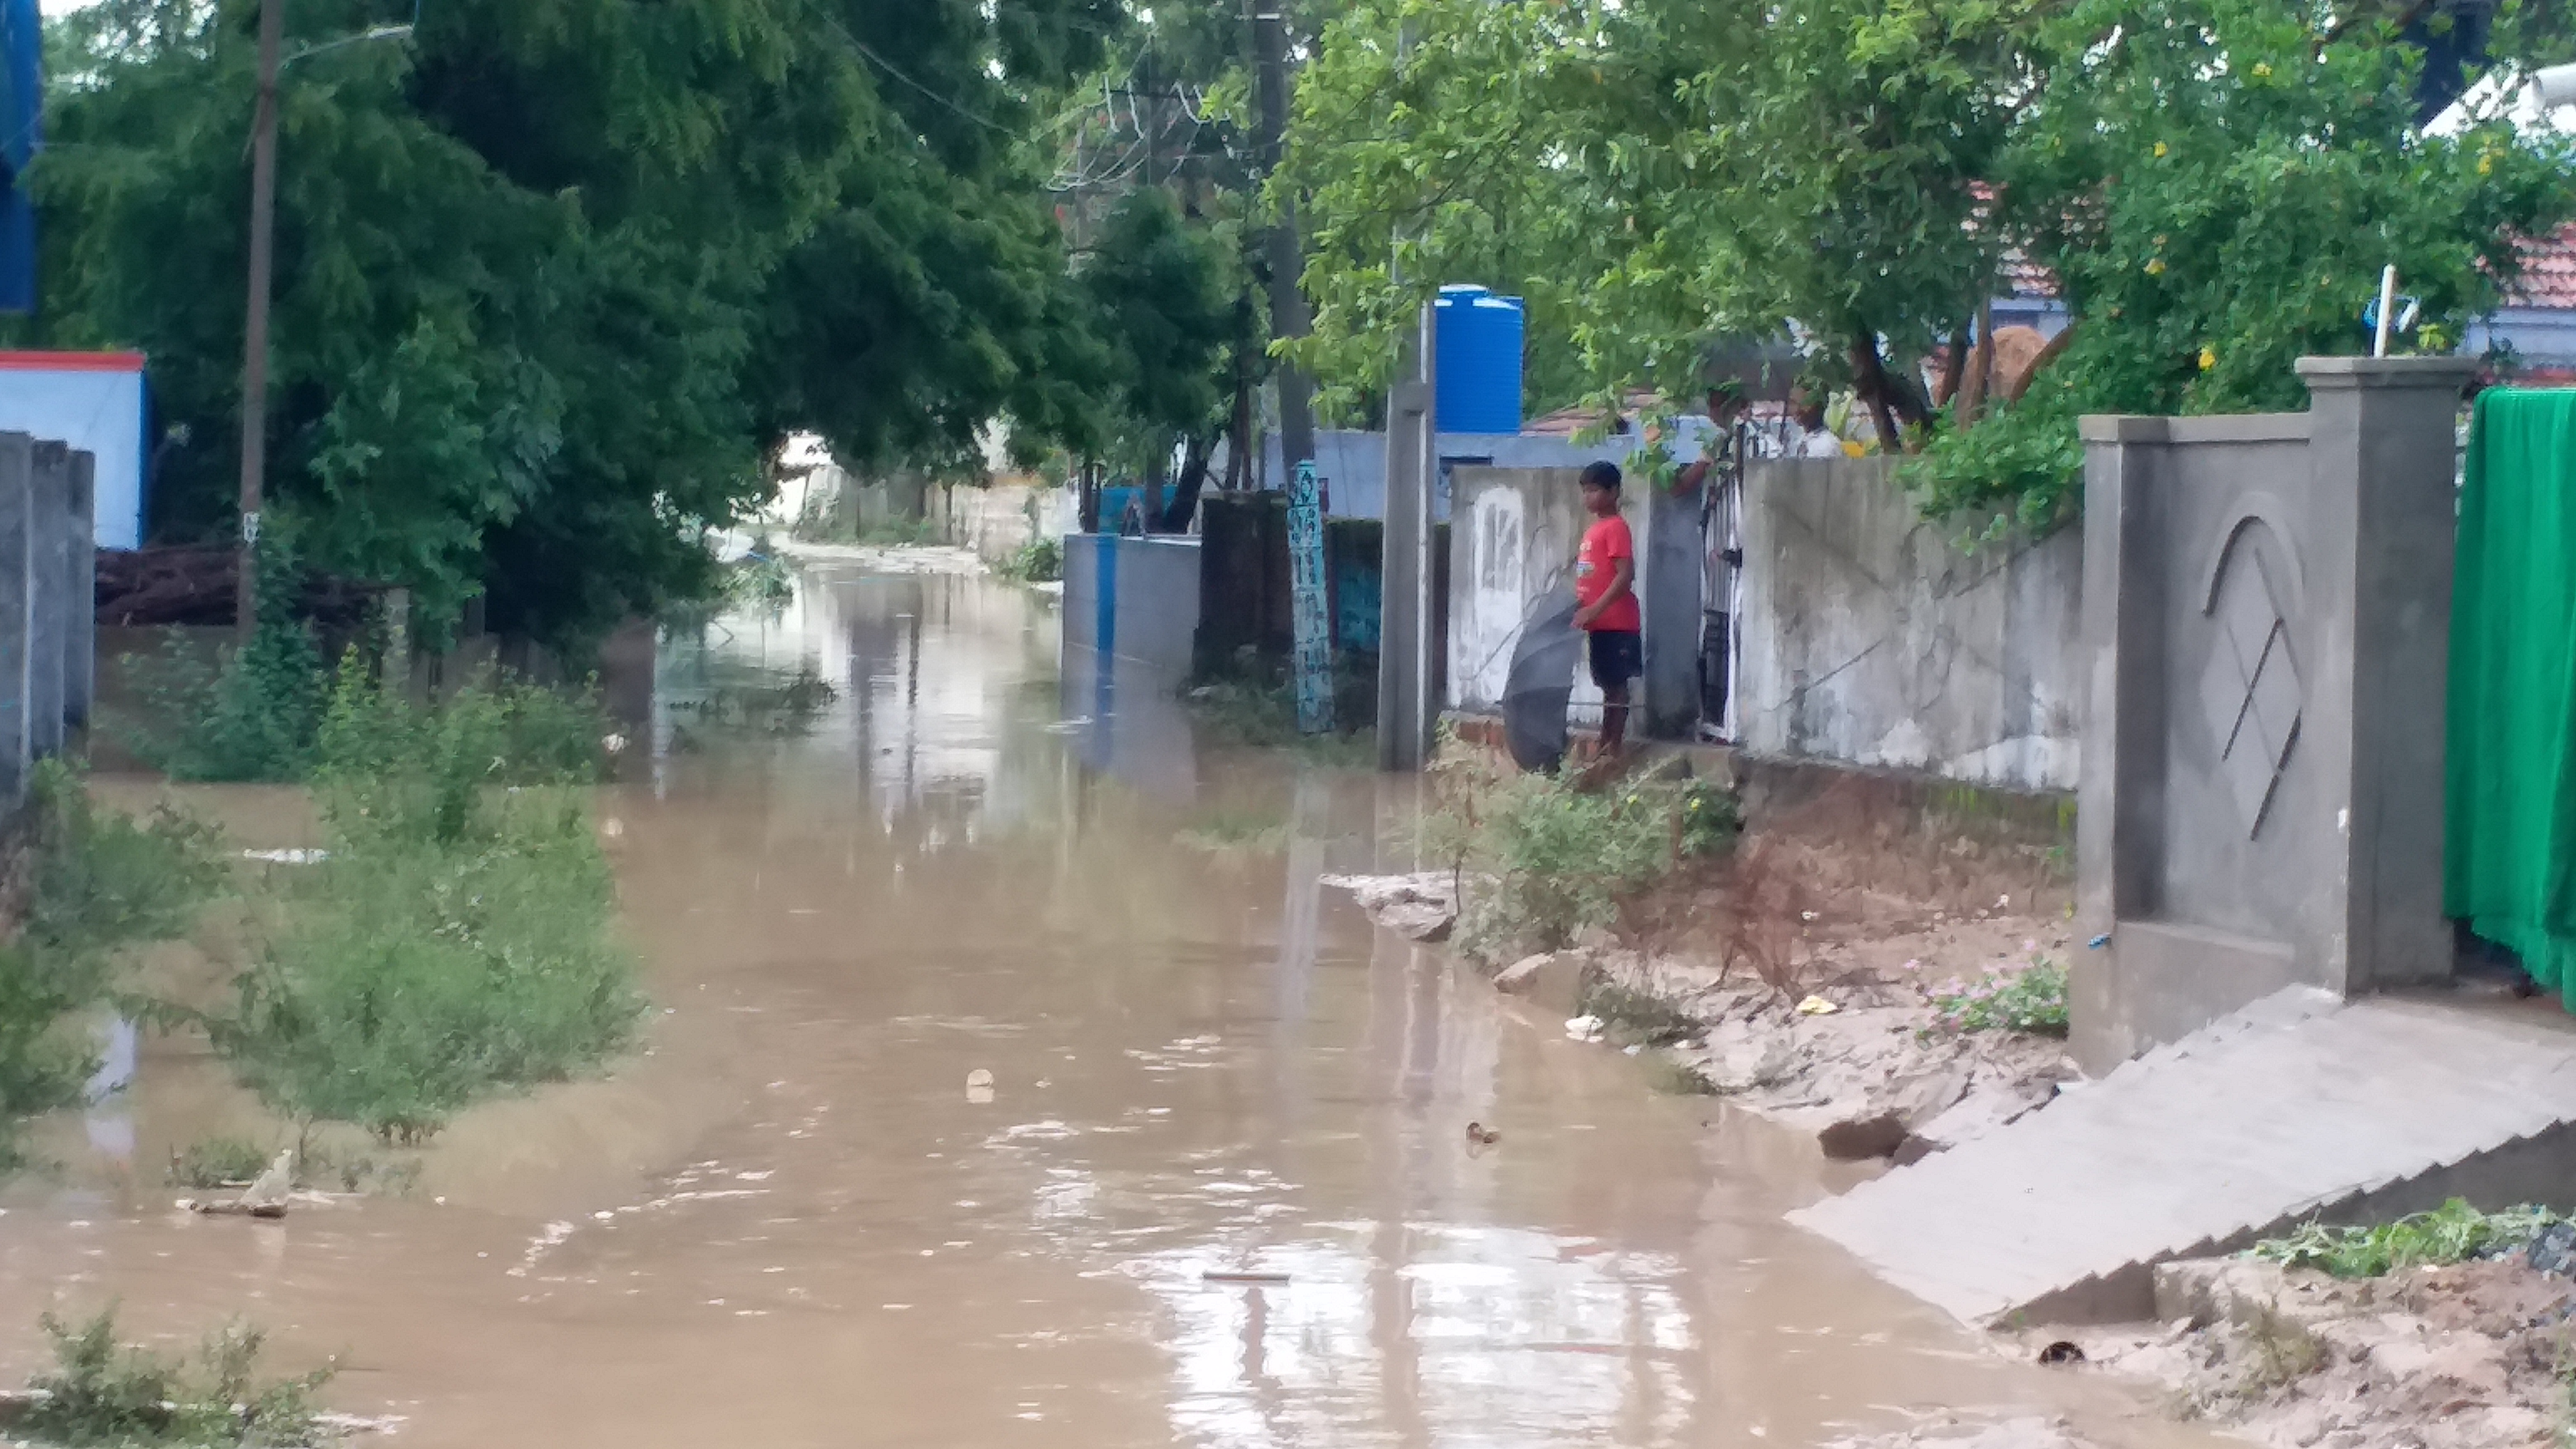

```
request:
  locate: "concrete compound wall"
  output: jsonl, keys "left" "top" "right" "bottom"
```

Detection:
{"left": 1062, "top": 533, "right": 1201, "bottom": 679}
{"left": 1737, "top": 457, "right": 2084, "bottom": 792}
{"left": 1445, "top": 458, "right": 2080, "bottom": 781}
{"left": 1446, "top": 466, "right": 1648, "bottom": 727}
{"left": 1, "top": 434, "right": 98, "bottom": 809}
{"left": 2075, "top": 357, "right": 2473, "bottom": 1069}
{"left": 929, "top": 481, "right": 1074, "bottom": 566}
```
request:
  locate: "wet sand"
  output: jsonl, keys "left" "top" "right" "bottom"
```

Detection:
{"left": 0, "top": 563, "right": 2225, "bottom": 1447}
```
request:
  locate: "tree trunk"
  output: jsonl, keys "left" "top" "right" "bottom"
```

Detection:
{"left": 1936, "top": 323, "right": 1971, "bottom": 410}
{"left": 1849, "top": 336, "right": 1906, "bottom": 453}
{"left": 1255, "top": 0, "right": 1316, "bottom": 480}
{"left": 1161, "top": 437, "right": 1214, "bottom": 533}
{"left": 1958, "top": 299, "right": 1995, "bottom": 428}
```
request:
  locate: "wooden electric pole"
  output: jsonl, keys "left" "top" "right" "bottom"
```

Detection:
{"left": 236, "top": 0, "right": 283, "bottom": 638}
{"left": 1253, "top": 0, "right": 1315, "bottom": 482}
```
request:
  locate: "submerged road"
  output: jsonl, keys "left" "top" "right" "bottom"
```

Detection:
{"left": 0, "top": 561, "right": 2223, "bottom": 1447}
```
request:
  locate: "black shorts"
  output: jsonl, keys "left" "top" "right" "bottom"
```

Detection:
{"left": 1587, "top": 629, "right": 1641, "bottom": 690}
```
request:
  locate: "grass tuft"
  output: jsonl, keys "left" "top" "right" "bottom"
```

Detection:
{"left": 16, "top": 1307, "right": 332, "bottom": 1447}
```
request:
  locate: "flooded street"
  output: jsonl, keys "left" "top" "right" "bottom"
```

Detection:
{"left": 1, "top": 562, "right": 2217, "bottom": 1447}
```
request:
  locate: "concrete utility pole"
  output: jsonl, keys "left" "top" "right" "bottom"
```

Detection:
{"left": 1376, "top": 302, "right": 1436, "bottom": 771}
{"left": 235, "top": 0, "right": 285, "bottom": 638}
{"left": 1252, "top": 0, "right": 1316, "bottom": 481}
{"left": 1375, "top": 21, "right": 1436, "bottom": 773}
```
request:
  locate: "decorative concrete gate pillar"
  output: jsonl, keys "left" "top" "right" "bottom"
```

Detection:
{"left": 2074, "top": 356, "right": 2477, "bottom": 1070}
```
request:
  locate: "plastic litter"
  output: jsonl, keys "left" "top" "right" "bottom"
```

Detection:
{"left": 1795, "top": 995, "right": 1840, "bottom": 1016}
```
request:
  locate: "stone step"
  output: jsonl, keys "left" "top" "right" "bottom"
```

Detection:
{"left": 1788, "top": 987, "right": 2576, "bottom": 1325}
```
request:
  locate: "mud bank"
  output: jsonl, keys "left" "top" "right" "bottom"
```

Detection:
{"left": 2035, "top": 1254, "right": 2576, "bottom": 1449}
{"left": 1323, "top": 874, "right": 2080, "bottom": 1163}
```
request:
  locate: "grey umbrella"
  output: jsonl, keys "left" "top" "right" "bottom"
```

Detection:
{"left": 1502, "top": 585, "right": 1583, "bottom": 772}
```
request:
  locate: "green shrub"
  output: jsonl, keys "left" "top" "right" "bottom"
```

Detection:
{"left": 204, "top": 658, "right": 636, "bottom": 1141}
{"left": 0, "top": 764, "right": 222, "bottom": 1166}
{"left": 18, "top": 1308, "right": 331, "bottom": 1447}
{"left": 212, "top": 786, "right": 638, "bottom": 1142}
{"left": 126, "top": 543, "right": 326, "bottom": 783}
{"left": 311, "top": 650, "right": 604, "bottom": 847}
{"left": 1926, "top": 958, "right": 2070, "bottom": 1036}
{"left": 722, "top": 548, "right": 794, "bottom": 613}
{"left": 127, "top": 622, "right": 325, "bottom": 784}
{"left": 2253, "top": 1199, "right": 2565, "bottom": 1280}
{"left": 1424, "top": 757, "right": 1720, "bottom": 963}
{"left": 995, "top": 537, "right": 1063, "bottom": 583}
{"left": 22, "top": 763, "right": 227, "bottom": 967}
{"left": 1677, "top": 777, "right": 1742, "bottom": 859}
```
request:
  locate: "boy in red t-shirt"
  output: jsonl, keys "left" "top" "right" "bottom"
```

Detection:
{"left": 1573, "top": 461, "right": 1641, "bottom": 753}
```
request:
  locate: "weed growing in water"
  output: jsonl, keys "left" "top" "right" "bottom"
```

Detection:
{"left": 203, "top": 658, "right": 638, "bottom": 1142}
{"left": 1639, "top": 1054, "right": 1721, "bottom": 1096}
{"left": 1924, "top": 957, "right": 2070, "bottom": 1036}
{"left": 1176, "top": 807, "right": 1290, "bottom": 854}
{"left": 725, "top": 545, "right": 795, "bottom": 614}
{"left": 1422, "top": 750, "right": 1710, "bottom": 962}
{"left": 1576, "top": 974, "right": 1701, "bottom": 1048}
{"left": 165, "top": 1135, "right": 418, "bottom": 1196}
{"left": 666, "top": 667, "right": 839, "bottom": 736}
{"left": 2252, "top": 1199, "right": 2569, "bottom": 1279}
{"left": 0, "top": 764, "right": 222, "bottom": 1166}
{"left": 860, "top": 517, "right": 939, "bottom": 547}
{"left": 16, "top": 1308, "right": 332, "bottom": 1447}
{"left": 165, "top": 1136, "right": 274, "bottom": 1190}
{"left": 1181, "top": 675, "right": 1375, "bottom": 763}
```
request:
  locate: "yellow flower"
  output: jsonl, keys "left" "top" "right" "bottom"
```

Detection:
{"left": 2153, "top": 140, "right": 2169, "bottom": 158}
{"left": 2146, "top": 258, "right": 2166, "bottom": 276}
{"left": 2252, "top": 61, "right": 2272, "bottom": 78}
{"left": 2198, "top": 347, "right": 2217, "bottom": 371}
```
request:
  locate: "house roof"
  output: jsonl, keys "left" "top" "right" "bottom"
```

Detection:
{"left": 2511, "top": 224, "right": 2576, "bottom": 309}
{"left": 1996, "top": 223, "right": 2576, "bottom": 311}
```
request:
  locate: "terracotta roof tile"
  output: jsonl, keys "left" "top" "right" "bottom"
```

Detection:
{"left": 2511, "top": 224, "right": 2576, "bottom": 309}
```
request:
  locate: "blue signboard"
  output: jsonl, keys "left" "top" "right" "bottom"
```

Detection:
{"left": 1287, "top": 461, "right": 1334, "bottom": 735}
{"left": 0, "top": 0, "right": 37, "bottom": 314}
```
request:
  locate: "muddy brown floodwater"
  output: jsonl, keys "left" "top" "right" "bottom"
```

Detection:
{"left": 1, "top": 562, "right": 2233, "bottom": 1448}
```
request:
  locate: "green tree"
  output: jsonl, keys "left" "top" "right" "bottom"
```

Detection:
{"left": 23, "top": 0, "right": 1121, "bottom": 646}
{"left": 1912, "top": 0, "right": 2574, "bottom": 527}
{"left": 1287, "top": 0, "right": 2576, "bottom": 504}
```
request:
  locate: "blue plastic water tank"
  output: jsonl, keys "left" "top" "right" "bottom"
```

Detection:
{"left": 1433, "top": 284, "right": 1525, "bottom": 435}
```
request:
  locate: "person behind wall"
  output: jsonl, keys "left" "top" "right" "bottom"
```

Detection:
{"left": 1574, "top": 460, "right": 1642, "bottom": 755}
{"left": 1674, "top": 381, "right": 1751, "bottom": 496}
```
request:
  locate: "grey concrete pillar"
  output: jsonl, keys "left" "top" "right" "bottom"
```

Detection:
{"left": 26, "top": 442, "right": 68, "bottom": 759}
{"left": 1639, "top": 483, "right": 1703, "bottom": 740}
{"left": 1377, "top": 303, "right": 1437, "bottom": 771}
{"left": 65, "top": 451, "right": 96, "bottom": 734}
{"left": 2297, "top": 356, "right": 2480, "bottom": 991}
{"left": 0, "top": 434, "right": 29, "bottom": 807}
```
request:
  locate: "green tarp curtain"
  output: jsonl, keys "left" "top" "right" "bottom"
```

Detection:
{"left": 2447, "top": 387, "right": 2576, "bottom": 1009}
